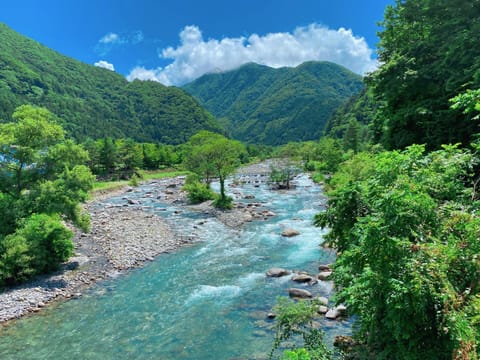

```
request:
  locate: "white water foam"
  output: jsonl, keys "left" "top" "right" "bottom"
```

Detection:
{"left": 237, "top": 272, "right": 265, "bottom": 288}
{"left": 186, "top": 285, "right": 242, "bottom": 304}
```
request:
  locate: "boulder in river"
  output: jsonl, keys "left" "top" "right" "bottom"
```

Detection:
{"left": 315, "top": 296, "right": 329, "bottom": 306}
{"left": 291, "top": 274, "right": 314, "bottom": 283}
{"left": 317, "top": 271, "right": 333, "bottom": 281}
{"left": 325, "top": 304, "right": 347, "bottom": 319}
{"left": 281, "top": 229, "right": 300, "bottom": 237}
{"left": 288, "top": 288, "right": 313, "bottom": 299}
{"left": 318, "top": 264, "right": 332, "bottom": 271}
{"left": 266, "top": 268, "right": 291, "bottom": 277}
{"left": 317, "top": 305, "right": 329, "bottom": 314}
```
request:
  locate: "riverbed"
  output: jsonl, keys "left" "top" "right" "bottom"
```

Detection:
{"left": 0, "top": 172, "right": 349, "bottom": 359}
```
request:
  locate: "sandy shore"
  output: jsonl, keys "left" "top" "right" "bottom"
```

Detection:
{"left": 0, "top": 164, "right": 274, "bottom": 325}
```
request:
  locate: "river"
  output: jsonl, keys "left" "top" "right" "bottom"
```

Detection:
{"left": 0, "top": 174, "right": 350, "bottom": 359}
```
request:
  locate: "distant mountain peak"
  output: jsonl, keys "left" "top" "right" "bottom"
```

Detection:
{"left": 183, "top": 61, "right": 364, "bottom": 145}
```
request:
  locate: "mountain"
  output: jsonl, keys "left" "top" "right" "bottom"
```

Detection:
{"left": 0, "top": 23, "right": 223, "bottom": 144}
{"left": 183, "top": 61, "right": 364, "bottom": 145}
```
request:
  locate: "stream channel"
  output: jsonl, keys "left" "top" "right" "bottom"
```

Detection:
{"left": 0, "top": 174, "right": 350, "bottom": 359}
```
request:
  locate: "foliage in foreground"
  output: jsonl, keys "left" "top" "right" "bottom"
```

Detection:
{"left": 0, "top": 105, "right": 94, "bottom": 286}
{"left": 270, "top": 297, "right": 333, "bottom": 360}
{"left": 315, "top": 144, "right": 480, "bottom": 359}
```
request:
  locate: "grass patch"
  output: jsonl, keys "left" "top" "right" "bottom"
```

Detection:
{"left": 140, "top": 169, "right": 190, "bottom": 181}
{"left": 92, "top": 180, "right": 127, "bottom": 191}
{"left": 90, "top": 169, "right": 190, "bottom": 195}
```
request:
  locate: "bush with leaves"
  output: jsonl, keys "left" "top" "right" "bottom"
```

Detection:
{"left": 183, "top": 174, "right": 215, "bottom": 204}
{"left": 0, "top": 214, "right": 73, "bottom": 285}
{"left": 213, "top": 194, "right": 233, "bottom": 210}
{"left": 315, "top": 144, "right": 480, "bottom": 359}
{"left": 269, "top": 297, "right": 333, "bottom": 360}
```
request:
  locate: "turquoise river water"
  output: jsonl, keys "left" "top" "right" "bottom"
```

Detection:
{"left": 0, "top": 174, "right": 350, "bottom": 359}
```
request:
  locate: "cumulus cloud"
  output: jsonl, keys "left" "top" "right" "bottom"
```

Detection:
{"left": 127, "top": 24, "right": 377, "bottom": 86}
{"left": 94, "top": 60, "right": 115, "bottom": 71}
{"left": 96, "top": 30, "right": 144, "bottom": 55}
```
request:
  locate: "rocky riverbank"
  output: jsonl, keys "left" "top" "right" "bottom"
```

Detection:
{"left": 0, "top": 182, "right": 187, "bottom": 324}
{"left": 0, "top": 164, "right": 278, "bottom": 325}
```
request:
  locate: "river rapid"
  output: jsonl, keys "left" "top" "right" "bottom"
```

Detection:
{"left": 0, "top": 174, "right": 349, "bottom": 359}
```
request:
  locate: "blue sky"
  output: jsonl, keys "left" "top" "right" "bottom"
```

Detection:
{"left": 1, "top": 0, "right": 393, "bottom": 85}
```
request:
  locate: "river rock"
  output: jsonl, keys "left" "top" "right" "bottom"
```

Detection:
{"left": 266, "top": 268, "right": 291, "bottom": 277}
{"left": 315, "top": 296, "right": 329, "bottom": 306}
{"left": 263, "top": 211, "right": 276, "bottom": 217}
{"left": 288, "top": 288, "right": 313, "bottom": 299}
{"left": 317, "top": 271, "right": 333, "bottom": 281}
{"left": 325, "top": 304, "right": 347, "bottom": 319}
{"left": 291, "top": 274, "right": 314, "bottom": 283}
{"left": 318, "top": 264, "right": 332, "bottom": 271}
{"left": 281, "top": 229, "right": 300, "bottom": 237}
{"left": 267, "top": 312, "right": 276, "bottom": 319}
{"left": 317, "top": 305, "right": 329, "bottom": 314}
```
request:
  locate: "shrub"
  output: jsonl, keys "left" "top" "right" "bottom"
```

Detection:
{"left": 213, "top": 194, "right": 233, "bottom": 210}
{"left": 183, "top": 180, "right": 215, "bottom": 204}
{"left": 0, "top": 214, "right": 73, "bottom": 285}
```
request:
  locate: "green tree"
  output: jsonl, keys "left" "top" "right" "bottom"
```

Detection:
{"left": 185, "top": 131, "right": 245, "bottom": 209}
{"left": 368, "top": 0, "right": 480, "bottom": 149}
{"left": 99, "top": 137, "right": 118, "bottom": 175}
{"left": 116, "top": 138, "right": 143, "bottom": 177}
{"left": 316, "top": 137, "right": 344, "bottom": 173}
{"left": 0, "top": 104, "right": 65, "bottom": 197}
{"left": 342, "top": 117, "right": 360, "bottom": 153}
{"left": 0, "top": 105, "right": 94, "bottom": 285}
{"left": 269, "top": 297, "right": 333, "bottom": 360}
{"left": 82, "top": 138, "right": 102, "bottom": 174}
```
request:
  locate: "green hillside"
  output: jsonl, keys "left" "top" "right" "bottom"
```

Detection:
{"left": 183, "top": 61, "right": 364, "bottom": 145}
{"left": 0, "top": 23, "right": 223, "bottom": 144}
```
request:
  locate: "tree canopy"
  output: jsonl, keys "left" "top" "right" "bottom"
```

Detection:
{"left": 0, "top": 105, "right": 94, "bottom": 286}
{"left": 185, "top": 131, "right": 246, "bottom": 209}
{"left": 367, "top": 0, "right": 480, "bottom": 149}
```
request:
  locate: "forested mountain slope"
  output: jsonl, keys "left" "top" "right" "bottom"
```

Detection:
{"left": 0, "top": 23, "right": 223, "bottom": 144}
{"left": 183, "top": 61, "right": 363, "bottom": 145}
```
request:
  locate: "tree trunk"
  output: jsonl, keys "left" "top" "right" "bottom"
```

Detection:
{"left": 219, "top": 175, "right": 226, "bottom": 200}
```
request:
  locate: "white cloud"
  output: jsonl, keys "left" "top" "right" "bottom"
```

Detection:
{"left": 94, "top": 60, "right": 115, "bottom": 71}
{"left": 99, "top": 32, "right": 119, "bottom": 44}
{"left": 127, "top": 24, "right": 377, "bottom": 86}
{"left": 96, "top": 30, "right": 144, "bottom": 56}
